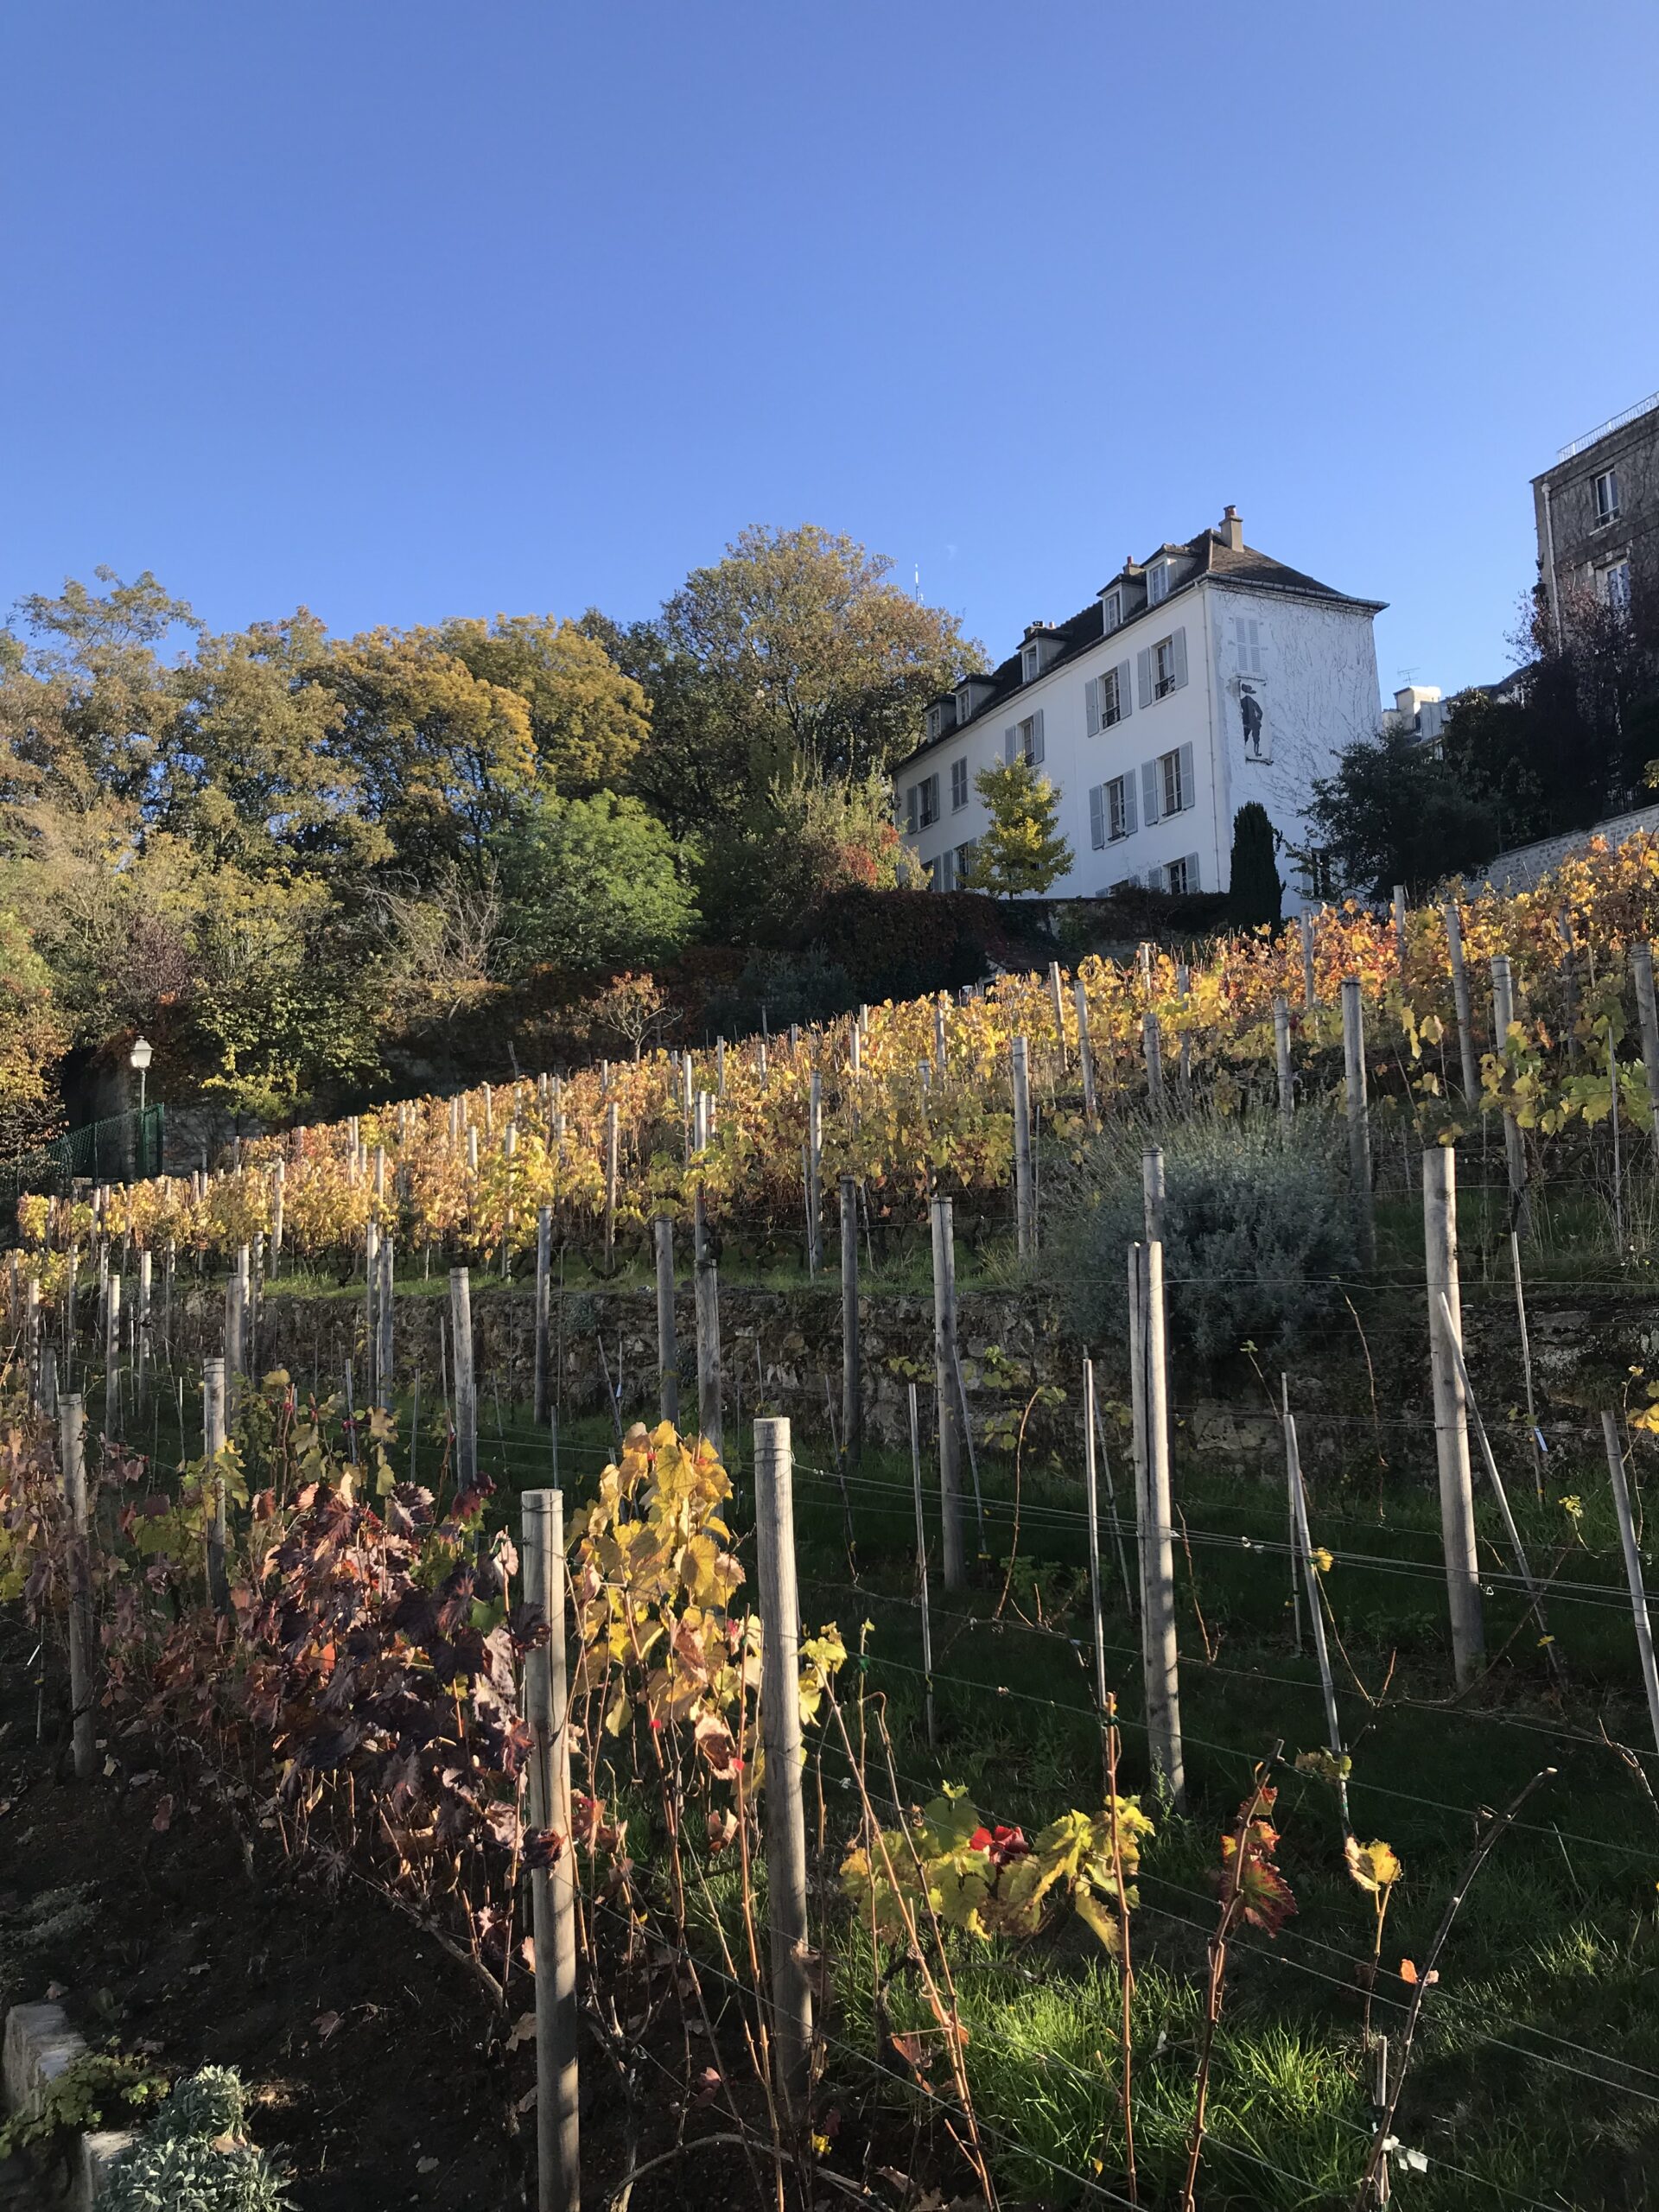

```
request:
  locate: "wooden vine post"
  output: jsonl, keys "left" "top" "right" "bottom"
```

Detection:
{"left": 104, "top": 1272, "right": 122, "bottom": 1435}
{"left": 805, "top": 1071, "right": 823, "bottom": 1278}
{"left": 1074, "top": 976, "right": 1098, "bottom": 1123}
{"left": 1273, "top": 995, "right": 1294, "bottom": 1133}
{"left": 753, "top": 1415, "right": 814, "bottom": 2118}
{"left": 839, "top": 1174, "right": 861, "bottom": 1472}
{"left": 58, "top": 1392, "right": 98, "bottom": 1781}
{"left": 448, "top": 1268, "right": 478, "bottom": 1491}
{"left": 1082, "top": 1356, "right": 1111, "bottom": 1797}
{"left": 906, "top": 1380, "right": 936, "bottom": 1747}
{"left": 1443, "top": 902, "right": 1481, "bottom": 1104}
{"left": 1630, "top": 943, "right": 1659, "bottom": 1147}
{"left": 653, "top": 1216, "right": 679, "bottom": 1427}
{"left": 374, "top": 1229, "right": 394, "bottom": 1409}
{"left": 533, "top": 1205, "right": 553, "bottom": 1427}
{"left": 1143, "top": 1010, "right": 1165, "bottom": 1116}
{"left": 522, "top": 1486, "right": 580, "bottom": 2212}
{"left": 1490, "top": 955, "right": 1529, "bottom": 1235}
{"left": 1011, "top": 1036, "right": 1034, "bottom": 1259}
{"left": 694, "top": 1187, "right": 721, "bottom": 1457}
{"left": 1602, "top": 1411, "right": 1659, "bottom": 1757}
{"left": 1341, "top": 977, "right": 1376, "bottom": 1268}
{"left": 930, "top": 1194, "right": 965, "bottom": 1591}
{"left": 1422, "top": 1147, "right": 1484, "bottom": 1689}
{"left": 1300, "top": 912, "right": 1317, "bottom": 1007}
{"left": 203, "top": 1355, "right": 231, "bottom": 1617}
{"left": 1128, "top": 1239, "right": 1184, "bottom": 1807}
{"left": 603, "top": 1102, "right": 620, "bottom": 1274}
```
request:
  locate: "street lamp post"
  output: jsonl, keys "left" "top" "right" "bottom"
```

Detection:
{"left": 130, "top": 1036, "right": 153, "bottom": 1119}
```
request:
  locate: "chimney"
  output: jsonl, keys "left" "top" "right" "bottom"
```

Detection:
{"left": 1220, "top": 505, "right": 1243, "bottom": 550}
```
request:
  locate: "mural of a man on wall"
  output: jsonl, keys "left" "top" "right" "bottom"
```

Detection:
{"left": 1238, "top": 678, "right": 1269, "bottom": 763}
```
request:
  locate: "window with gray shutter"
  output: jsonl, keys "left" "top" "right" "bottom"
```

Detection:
{"left": 1136, "top": 648, "right": 1153, "bottom": 710}
{"left": 1116, "top": 658, "right": 1132, "bottom": 720}
{"left": 950, "top": 757, "right": 969, "bottom": 810}
{"left": 938, "top": 846, "right": 956, "bottom": 891}
{"left": 1004, "top": 725, "right": 1017, "bottom": 766}
{"left": 1184, "top": 851, "right": 1200, "bottom": 891}
{"left": 1107, "top": 772, "right": 1136, "bottom": 840}
{"left": 1090, "top": 785, "right": 1106, "bottom": 849}
{"left": 1085, "top": 677, "right": 1102, "bottom": 736}
{"left": 906, "top": 785, "right": 918, "bottom": 834}
{"left": 1141, "top": 759, "right": 1160, "bottom": 825}
{"left": 1171, "top": 626, "right": 1188, "bottom": 690}
{"left": 1179, "top": 741, "right": 1195, "bottom": 809}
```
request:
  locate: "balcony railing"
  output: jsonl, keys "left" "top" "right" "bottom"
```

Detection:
{"left": 1557, "top": 389, "right": 1659, "bottom": 462}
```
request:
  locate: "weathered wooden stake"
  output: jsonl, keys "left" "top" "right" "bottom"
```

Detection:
{"left": 930, "top": 1194, "right": 964, "bottom": 1591}
{"left": 603, "top": 1102, "right": 620, "bottom": 1273}
{"left": 906, "top": 1382, "right": 936, "bottom": 1748}
{"left": 1285, "top": 1400, "right": 1348, "bottom": 1829}
{"left": 1392, "top": 884, "right": 1408, "bottom": 974}
{"left": 1603, "top": 1411, "right": 1659, "bottom": 1758}
{"left": 1141, "top": 1144, "right": 1165, "bottom": 1246}
{"left": 1048, "top": 959, "right": 1067, "bottom": 1070}
{"left": 1074, "top": 976, "right": 1097, "bottom": 1123}
{"left": 1300, "top": 912, "right": 1317, "bottom": 1007}
{"left": 1143, "top": 1009, "right": 1165, "bottom": 1116}
{"left": 1274, "top": 995, "right": 1294, "bottom": 1133}
{"left": 1442, "top": 901, "right": 1480, "bottom": 1106}
{"left": 1630, "top": 944, "right": 1659, "bottom": 1148}
{"left": 1129, "top": 1240, "right": 1184, "bottom": 1807}
{"left": 1491, "top": 955, "right": 1529, "bottom": 1234}
{"left": 449, "top": 1268, "right": 477, "bottom": 1491}
{"left": 57, "top": 1394, "right": 97, "bottom": 1780}
{"left": 105, "top": 1273, "right": 122, "bottom": 1434}
{"left": 1342, "top": 977, "right": 1376, "bottom": 1267}
{"left": 533, "top": 1206, "right": 553, "bottom": 1427}
{"left": 1011, "top": 1037, "right": 1034, "bottom": 1259}
{"left": 523, "top": 1487, "right": 580, "bottom": 2212}
{"left": 653, "top": 1217, "right": 679, "bottom": 1426}
{"left": 375, "top": 1230, "right": 395, "bottom": 1408}
{"left": 1422, "top": 1147, "right": 1484, "bottom": 1689}
{"left": 753, "top": 1416, "right": 813, "bottom": 2116}
{"left": 694, "top": 1188, "right": 721, "bottom": 1456}
{"left": 839, "top": 1175, "right": 861, "bottom": 1471}
{"left": 203, "top": 1356, "right": 230, "bottom": 1615}
{"left": 1083, "top": 1357, "right": 1111, "bottom": 1796}
{"left": 806, "top": 1071, "right": 823, "bottom": 1277}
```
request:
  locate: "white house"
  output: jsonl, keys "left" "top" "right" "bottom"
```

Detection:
{"left": 894, "top": 508, "right": 1384, "bottom": 909}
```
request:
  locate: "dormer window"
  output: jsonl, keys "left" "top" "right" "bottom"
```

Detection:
{"left": 925, "top": 702, "right": 955, "bottom": 745}
{"left": 1101, "top": 588, "right": 1122, "bottom": 633}
{"left": 1147, "top": 561, "right": 1172, "bottom": 607}
{"left": 1021, "top": 642, "right": 1040, "bottom": 682}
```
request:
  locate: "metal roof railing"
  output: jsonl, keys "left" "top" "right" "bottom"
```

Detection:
{"left": 1556, "top": 387, "right": 1659, "bottom": 462}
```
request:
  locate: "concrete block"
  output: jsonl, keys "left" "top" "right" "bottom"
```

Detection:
{"left": 3, "top": 2003, "right": 136, "bottom": 2207}
{"left": 77, "top": 2128, "right": 137, "bottom": 2212}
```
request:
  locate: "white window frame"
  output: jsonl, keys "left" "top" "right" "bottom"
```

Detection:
{"left": 1021, "top": 643, "right": 1040, "bottom": 682}
{"left": 1160, "top": 747, "right": 1185, "bottom": 816}
{"left": 950, "top": 757, "right": 969, "bottom": 810}
{"left": 1102, "top": 588, "right": 1122, "bottom": 632}
{"left": 1154, "top": 637, "right": 1179, "bottom": 699}
{"left": 918, "top": 772, "right": 941, "bottom": 829}
{"left": 1166, "top": 855, "right": 1191, "bottom": 895}
{"left": 955, "top": 838, "right": 976, "bottom": 882}
{"left": 1108, "top": 773, "right": 1131, "bottom": 841}
{"left": 1019, "top": 712, "right": 1043, "bottom": 765}
{"left": 1594, "top": 468, "right": 1621, "bottom": 526}
{"left": 1605, "top": 558, "right": 1632, "bottom": 613}
{"left": 1147, "top": 561, "right": 1171, "bottom": 607}
{"left": 1099, "top": 664, "right": 1122, "bottom": 728}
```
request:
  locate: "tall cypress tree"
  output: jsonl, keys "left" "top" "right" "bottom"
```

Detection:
{"left": 1229, "top": 801, "right": 1283, "bottom": 928}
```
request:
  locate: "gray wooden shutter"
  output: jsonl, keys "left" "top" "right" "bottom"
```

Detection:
{"left": 1179, "top": 741, "right": 1195, "bottom": 810}
{"left": 1141, "top": 760, "right": 1160, "bottom": 825}
{"left": 1090, "top": 785, "right": 1105, "bottom": 849}
{"left": 1032, "top": 709, "right": 1046, "bottom": 765}
{"left": 1172, "top": 626, "right": 1189, "bottom": 690}
{"left": 1136, "top": 648, "right": 1153, "bottom": 710}
{"left": 1123, "top": 776, "right": 1138, "bottom": 836}
{"left": 1185, "top": 852, "right": 1201, "bottom": 891}
{"left": 1085, "top": 677, "right": 1101, "bottom": 736}
{"left": 1116, "top": 658, "right": 1133, "bottom": 720}
{"left": 1004, "top": 725, "right": 1017, "bottom": 766}
{"left": 906, "top": 785, "right": 918, "bottom": 834}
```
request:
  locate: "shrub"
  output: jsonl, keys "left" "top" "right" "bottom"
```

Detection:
{"left": 1045, "top": 1105, "right": 1358, "bottom": 1363}
{"left": 103, "top": 2067, "right": 291, "bottom": 2212}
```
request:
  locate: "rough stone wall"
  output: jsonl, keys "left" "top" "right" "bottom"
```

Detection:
{"left": 151, "top": 1273, "right": 1655, "bottom": 1487}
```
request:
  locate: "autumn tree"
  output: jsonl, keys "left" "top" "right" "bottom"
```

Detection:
{"left": 435, "top": 614, "right": 649, "bottom": 795}
{"left": 962, "top": 757, "right": 1074, "bottom": 895}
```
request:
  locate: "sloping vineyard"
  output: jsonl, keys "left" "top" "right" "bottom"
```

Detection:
{"left": 14, "top": 832, "right": 1659, "bottom": 1289}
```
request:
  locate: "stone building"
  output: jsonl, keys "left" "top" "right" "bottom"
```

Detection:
{"left": 1532, "top": 387, "right": 1659, "bottom": 633}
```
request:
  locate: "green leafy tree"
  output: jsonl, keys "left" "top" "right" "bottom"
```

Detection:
{"left": 1306, "top": 727, "right": 1499, "bottom": 900}
{"left": 493, "top": 790, "right": 699, "bottom": 974}
{"left": 1228, "top": 801, "right": 1283, "bottom": 927}
{"left": 0, "top": 910, "right": 67, "bottom": 1153}
{"left": 961, "top": 757, "right": 1074, "bottom": 895}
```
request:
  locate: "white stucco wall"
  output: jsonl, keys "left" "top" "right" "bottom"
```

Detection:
{"left": 900, "top": 577, "right": 1381, "bottom": 912}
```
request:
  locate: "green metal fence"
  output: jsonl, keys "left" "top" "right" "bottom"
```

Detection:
{"left": 1, "top": 1104, "right": 166, "bottom": 1211}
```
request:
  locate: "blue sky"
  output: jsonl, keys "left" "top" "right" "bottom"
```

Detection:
{"left": 4, "top": 3, "right": 1656, "bottom": 702}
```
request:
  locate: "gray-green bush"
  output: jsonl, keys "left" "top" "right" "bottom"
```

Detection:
{"left": 1045, "top": 1104, "right": 1359, "bottom": 1363}
{"left": 103, "top": 2067, "right": 290, "bottom": 2212}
